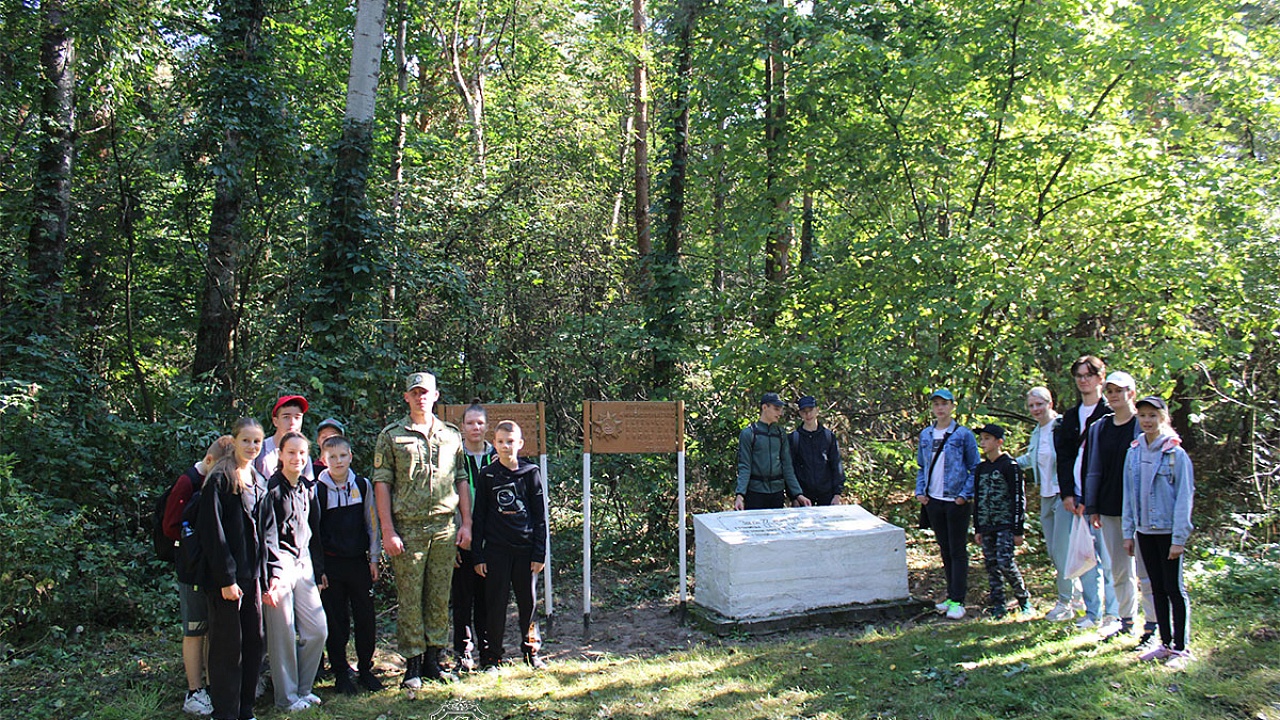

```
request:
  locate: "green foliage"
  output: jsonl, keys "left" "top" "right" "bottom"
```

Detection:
{"left": 1, "top": 0, "right": 1279, "bottom": 638}
{"left": 1194, "top": 545, "right": 1280, "bottom": 608}
{"left": 0, "top": 458, "right": 170, "bottom": 644}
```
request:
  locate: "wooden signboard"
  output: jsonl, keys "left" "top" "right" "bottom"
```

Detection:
{"left": 438, "top": 402, "right": 546, "bottom": 456}
{"left": 581, "top": 400, "right": 688, "bottom": 634}
{"left": 582, "top": 401, "right": 684, "bottom": 454}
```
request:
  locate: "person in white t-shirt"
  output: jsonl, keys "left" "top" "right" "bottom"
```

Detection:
{"left": 1053, "top": 356, "right": 1118, "bottom": 630}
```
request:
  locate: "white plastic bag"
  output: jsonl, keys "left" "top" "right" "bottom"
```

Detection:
{"left": 1064, "top": 515, "right": 1098, "bottom": 580}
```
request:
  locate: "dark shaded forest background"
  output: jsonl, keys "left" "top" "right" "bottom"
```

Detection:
{"left": 1, "top": 0, "right": 1277, "bottom": 643}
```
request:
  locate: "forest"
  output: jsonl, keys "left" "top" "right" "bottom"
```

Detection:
{"left": 1, "top": 0, "right": 1279, "bottom": 650}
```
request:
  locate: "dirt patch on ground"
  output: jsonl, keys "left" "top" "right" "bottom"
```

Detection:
{"left": 366, "top": 533, "right": 1056, "bottom": 675}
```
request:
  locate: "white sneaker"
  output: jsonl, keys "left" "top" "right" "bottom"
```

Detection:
{"left": 182, "top": 688, "right": 213, "bottom": 716}
{"left": 1045, "top": 601, "right": 1074, "bottom": 622}
{"left": 301, "top": 693, "right": 322, "bottom": 706}
{"left": 935, "top": 599, "right": 951, "bottom": 612}
{"left": 946, "top": 603, "right": 966, "bottom": 620}
{"left": 284, "top": 698, "right": 313, "bottom": 712}
{"left": 1097, "top": 616, "right": 1123, "bottom": 637}
{"left": 1075, "top": 615, "right": 1097, "bottom": 629}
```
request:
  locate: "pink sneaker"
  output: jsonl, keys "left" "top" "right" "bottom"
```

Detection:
{"left": 1138, "top": 644, "right": 1173, "bottom": 662}
{"left": 1164, "top": 649, "right": 1194, "bottom": 670}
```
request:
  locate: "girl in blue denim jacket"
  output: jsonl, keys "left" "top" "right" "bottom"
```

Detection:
{"left": 1122, "top": 396, "right": 1195, "bottom": 668}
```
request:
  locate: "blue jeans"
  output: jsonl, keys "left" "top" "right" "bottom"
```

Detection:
{"left": 1079, "top": 520, "right": 1117, "bottom": 620}
{"left": 1041, "top": 496, "right": 1075, "bottom": 605}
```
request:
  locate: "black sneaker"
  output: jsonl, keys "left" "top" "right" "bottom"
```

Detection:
{"left": 358, "top": 670, "right": 384, "bottom": 692}
{"left": 523, "top": 650, "right": 548, "bottom": 670}
{"left": 334, "top": 671, "right": 358, "bottom": 696}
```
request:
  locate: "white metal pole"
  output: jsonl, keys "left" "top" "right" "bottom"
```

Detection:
{"left": 541, "top": 452, "right": 552, "bottom": 617}
{"left": 678, "top": 449, "right": 687, "bottom": 607}
{"left": 583, "top": 451, "right": 592, "bottom": 634}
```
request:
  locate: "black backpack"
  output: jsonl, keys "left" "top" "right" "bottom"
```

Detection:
{"left": 175, "top": 489, "right": 206, "bottom": 586}
{"left": 152, "top": 485, "right": 177, "bottom": 563}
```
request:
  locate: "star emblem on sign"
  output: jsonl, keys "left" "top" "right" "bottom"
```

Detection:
{"left": 595, "top": 411, "right": 622, "bottom": 436}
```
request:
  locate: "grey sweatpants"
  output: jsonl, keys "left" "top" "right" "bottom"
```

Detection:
{"left": 263, "top": 554, "right": 328, "bottom": 708}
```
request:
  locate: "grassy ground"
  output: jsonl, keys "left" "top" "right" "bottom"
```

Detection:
{"left": 5, "top": 540, "right": 1279, "bottom": 720}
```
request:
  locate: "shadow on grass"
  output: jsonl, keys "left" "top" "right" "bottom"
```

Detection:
{"left": 25, "top": 593, "right": 1280, "bottom": 720}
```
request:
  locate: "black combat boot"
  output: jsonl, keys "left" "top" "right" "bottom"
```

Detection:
{"left": 400, "top": 654, "right": 423, "bottom": 689}
{"left": 423, "top": 647, "right": 456, "bottom": 682}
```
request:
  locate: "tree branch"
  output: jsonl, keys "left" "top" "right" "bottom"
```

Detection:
{"left": 1035, "top": 61, "right": 1132, "bottom": 227}
{"left": 967, "top": 0, "right": 1026, "bottom": 229}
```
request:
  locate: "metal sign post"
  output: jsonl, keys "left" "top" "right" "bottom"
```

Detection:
{"left": 581, "top": 400, "right": 686, "bottom": 635}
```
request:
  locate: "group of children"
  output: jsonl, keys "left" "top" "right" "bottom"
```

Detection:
{"left": 162, "top": 395, "right": 546, "bottom": 719}
{"left": 914, "top": 368, "right": 1196, "bottom": 670}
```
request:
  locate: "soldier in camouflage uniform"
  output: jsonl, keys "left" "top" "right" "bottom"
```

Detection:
{"left": 373, "top": 372, "right": 472, "bottom": 686}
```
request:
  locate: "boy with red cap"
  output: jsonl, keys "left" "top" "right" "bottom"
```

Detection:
{"left": 255, "top": 395, "right": 315, "bottom": 483}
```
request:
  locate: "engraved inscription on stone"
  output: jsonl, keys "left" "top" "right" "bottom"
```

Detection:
{"left": 586, "top": 401, "right": 682, "bottom": 454}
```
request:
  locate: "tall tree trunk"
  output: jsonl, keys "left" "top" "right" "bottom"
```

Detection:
{"left": 386, "top": 0, "right": 410, "bottom": 342}
{"left": 712, "top": 123, "right": 727, "bottom": 335}
{"left": 632, "top": 0, "right": 651, "bottom": 259}
{"left": 662, "top": 0, "right": 698, "bottom": 259}
{"left": 312, "top": 0, "right": 389, "bottom": 347}
{"left": 647, "top": 0, "right": 699, "bottom": 394}
{"left": 192, "top": 147, "right": 244, "bottom": 385}
{"left": 444, "top": 0, "right": 494, "bottom": 174}
{"left": 192, "top": 0, "right": 269, "bottom": 390}
{"left": 763, "top": 0, "right": 790, "bottom": 286}
{"left": 26, "top": 0, "right": 75, "bottom": 324}
{"left": 800, "top": 153, "right": 814, "bottom": 267}
{"left": 610, "top": 116, "right": 633, "bottom": 238}
{"left": 109, "top": 115, "right": 156, "bottom": 422}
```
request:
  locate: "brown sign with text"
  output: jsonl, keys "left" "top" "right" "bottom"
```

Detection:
{"left": 438, "top": 402, "right": 546, "bottom": 455}
{"left": 582, "top": 401, "right": 684, "bottom": 454}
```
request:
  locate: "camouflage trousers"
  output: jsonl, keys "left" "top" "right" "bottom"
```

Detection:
{"left": 389, "top": 519, "right": 456, "bottom": 657}
{"left": 981, "top": 528, "right": 1029, "bottom": 609}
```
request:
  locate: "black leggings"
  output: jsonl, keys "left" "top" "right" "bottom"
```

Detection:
{"left": 1137, "top": 532, "right": 1190, "bottom": 651}
{"left": 925, "top": 499, "right": 972, "bottom": 604}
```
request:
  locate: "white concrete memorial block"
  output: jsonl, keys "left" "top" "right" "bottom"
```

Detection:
{"left": 694, "top": 504, "right": 909, "bottom": 619}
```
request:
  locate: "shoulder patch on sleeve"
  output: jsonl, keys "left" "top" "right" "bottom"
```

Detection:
{"left": 374, "top": 448, "right": 384, "bottom": 468}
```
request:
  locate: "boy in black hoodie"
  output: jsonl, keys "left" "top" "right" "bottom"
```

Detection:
{"left": 973, "top": 424, "right": 1031, "bottom": 619}
{"left": 472, "top": 420, "right": 547, "bottom": 670}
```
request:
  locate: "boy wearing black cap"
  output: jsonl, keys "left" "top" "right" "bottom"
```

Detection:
{"left": 734, "top": 393, "right": 812, "bottom": 510}
{"left": 973, "top": 423, "right": 1031, "bottom": 619}
{"left": 312, "top": 417, "right": 346, "bottom": 475}
{"left": 790, "top": 396, "right": 846, "bottom": 506}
